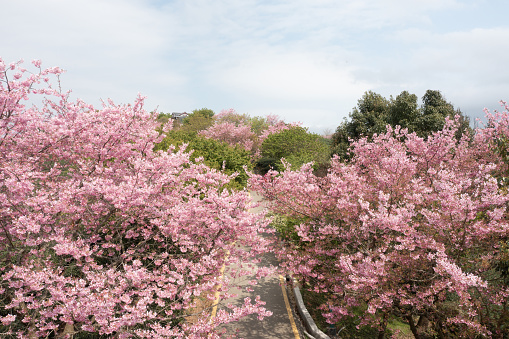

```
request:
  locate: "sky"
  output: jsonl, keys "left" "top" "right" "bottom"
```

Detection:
{"left": 1, "top": 0, "right": 509, "bottom": 133}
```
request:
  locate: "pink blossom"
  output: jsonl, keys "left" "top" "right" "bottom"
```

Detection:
{"left": 200, "top": 121, "right": 255, "bottom": 151}
{"left": 0, "top": 58, "right": 273, "bottom": 338}
{"left": 251, "top": 111, "right": 509, "bottom": 336}
{"left": 1, "top": 314, "right": 16, "bottom": 325}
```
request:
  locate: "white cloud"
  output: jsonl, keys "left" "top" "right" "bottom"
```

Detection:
{"left": 2, "top": 0, "right": 166, "bottom": 59}
{"left": 215, "top": 49, "right": 369, "bottom": 101}
{"left": 1, "top": 0, "right": 508, "bottom": 129}
{"left": 377, "top": 26, "right": 509, "bottom": 119}
{"left": 1, "top": 0, "right": 191, "bottom": 107}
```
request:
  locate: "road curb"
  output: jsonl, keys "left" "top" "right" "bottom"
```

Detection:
{"left": 288, "top": 276, "right": 331, "bottom": 339}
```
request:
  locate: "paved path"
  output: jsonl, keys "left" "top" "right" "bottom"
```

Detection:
{"left": 218, "top": 192, "right": 301, "bottom": 339}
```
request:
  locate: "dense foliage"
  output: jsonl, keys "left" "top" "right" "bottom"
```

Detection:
{"left": 251, "top": 110, "right": 509, "bottom": 338}
{"left": 154, "top": 130, "right": 253, "bottom": 190}
{"left": 178, "top": 108, "right": 216, "bottom": 133}
{"left": 331, "top": 90, "right": 472, "bottom": 160}
{"left": 199, "top": 109, "right": 298, "bottom": 161}
{"left": 0, "top": 59, "right": 273, "bottom": 338}
{"left": 258, "top": 126, "right": 330, "bottom": 173}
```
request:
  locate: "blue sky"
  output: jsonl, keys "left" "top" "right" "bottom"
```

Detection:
{"left": 2, "top": 0, "right": 509, "bottom": 133}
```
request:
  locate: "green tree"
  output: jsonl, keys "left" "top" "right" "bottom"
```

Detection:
{"left": 156, "top": 112, "right": 172, "bottom": 124}
{"left": 387, "top": 91, "right": 419, "bottom": 131}
{"left": 331, "top": 91, "right": 389, "bottom": 160}
{"left": 191, "top": 107, "right": 215, "bottom": 119}
{"left": 258, "top": 126, "right": 330, "bottom": 173}
{"left": 332, "top": 90, "right": 472, "bottom": 160}
{"left": 417, "top": 90, "right": 471, "bottom": 139}
{"left": 346, "top": 91, "right": 389, "bottom": 139}
{"left": 414, "top": 90, "right": 457, "bottom": 136}
{"left": 180, "top": 108, "right": 215, "bottom": 133}
{"left": 248, "top": 116, "right": 270, "bottom": 136}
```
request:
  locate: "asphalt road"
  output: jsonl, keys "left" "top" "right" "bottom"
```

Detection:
{"left": 218, "top": 192, "right": 302, "bottom": 339}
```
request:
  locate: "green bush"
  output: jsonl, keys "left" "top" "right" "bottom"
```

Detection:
{"left": 258, "top": 126, "right": 330, "bottom": 173}
{"left": 155, "top": 130, "right": 252, "bottom": 190}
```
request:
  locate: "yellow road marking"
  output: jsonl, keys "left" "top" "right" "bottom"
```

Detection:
{"left": 280, "top": 275, "right": 301, "bottom": 339}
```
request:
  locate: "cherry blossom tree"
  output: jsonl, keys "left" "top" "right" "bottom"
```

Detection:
{"left": 199, "top": 121, "right": 255, "bottom": 152}
{"left": 213, "top": 108, "right": 251, "bottom": 127}
{"left": 251, "top": 112, "right": 509, "bottom": 338}
{"left": 0, "top": 59, "right": 273, "bottom": 338}
{"left": 200, "top": 109, "right": 300, "bottom": 160}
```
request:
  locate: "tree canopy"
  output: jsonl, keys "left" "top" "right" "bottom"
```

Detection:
{"left": 252, "top": 107, "right": 509, "bottom": 337}
{"left": 0, "top": 59, "right": 272, "bottom": 338}
{"left": 154, "top": 130, "right": 253, "bottom": 190}
{"left": 258, "top": 126, "right": 330, "bottom": 173}
{"left": 179, "top": 108, "right": 215, "bottom": 133}
{"left": 332, "top": 90, "right": 472, "bottom": 159}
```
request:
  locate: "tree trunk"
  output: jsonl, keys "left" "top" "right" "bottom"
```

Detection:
{"left": 378, "top": 314, "right": 388, "bottom": 339}
{"left": 417, "top": 315, "right": 429, "bottom": 331}
{"left": 406, "top": 315, "right": 421, "bottom": 339}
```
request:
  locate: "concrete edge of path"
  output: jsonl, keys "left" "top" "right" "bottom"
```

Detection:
{"left": 289, "top": 276, "right": 331, "bottom": 339}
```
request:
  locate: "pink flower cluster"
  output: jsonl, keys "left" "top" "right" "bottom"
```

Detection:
{"left": 200, "top": 121, "right": 255, "bottom": 151}
{"left": 0, "top": 59, "right": 273, "bottom": 338}
{"left": 251, "top": 111, "right": 509, "bottom": 337}
{"left": 199, "top": 109, "right": 301, "bottom": 158}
